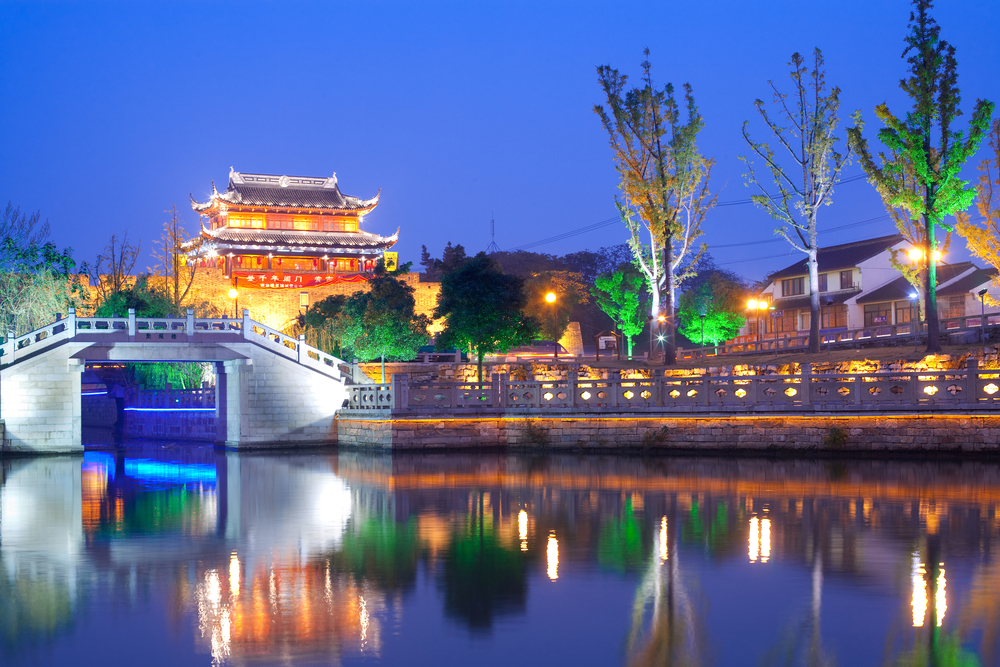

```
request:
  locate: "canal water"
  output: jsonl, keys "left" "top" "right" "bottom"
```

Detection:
{"left": 2, "top": 447, "right": 999, "bottom": 666}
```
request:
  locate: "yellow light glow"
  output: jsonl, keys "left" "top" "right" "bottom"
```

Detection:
{"left": 547, "top": 532, "right": 559, "bottom": 580}
{"left": 228, "top": 288, "right": 238, "bottom": 299}
{"left": 759, "top": 301, "right": 770, "bottom": 310}
{"left": 658, "top": 314, "right": 666, "bottom": 322}
{"left": 545, "top": 292, "right": 556, "bottom": 303}
{"left": 761, "top": 518, "right": 771, "bottom": 563}
{"left": 747, "top": 299, "right": 758, "bottom": 310}
{"left": 229, "top": 551, "right": 240, "bottom": 598}
{"left": 908, "top": 247, "right": 923, "bottom": 261}
{"left": 933, "top": 250, "right": 942, "bottom": 262}
{"left": 659, "top": 516, "right": 668, "bottom": 561}
{"left": 936, "top": 565, "right": 946, "bottom": 627}
{"left": 518, "top": 509, "right": 528, "bottom": 551}
{"left": 749, "top": 517, "right": 759, "bottom": 562}
{"left": 912, "top": 558, "right": 927, "bottom": 627}
{"left": 360, "top": 595, "right": 369, "bottom": 645}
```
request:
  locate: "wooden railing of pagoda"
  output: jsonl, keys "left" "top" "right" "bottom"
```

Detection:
{"left": 345, "top": 361, "right": 1000, "bottom": 413}
{"left": 0, "top": 308, "right": 349, "bottom": 382}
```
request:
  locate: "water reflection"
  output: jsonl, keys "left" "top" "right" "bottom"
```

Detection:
{"left": 2, "top": 451, "right": 1000, "bottom": 665}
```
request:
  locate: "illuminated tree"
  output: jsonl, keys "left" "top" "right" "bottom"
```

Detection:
{"left": 595, "top": 50, "right": 716, "bottom": 365}
{"left": 0, "top": 234, "right": 84, "bottom": 336}
{"left": 956, "top": 119, "right": 1000, "bottom": 302}
{"left": 847, "top": 0, "right": 995, "bottom": 353}
{"left": 434, "top": 252, "right": 540, "bottom": 383}
{"left": 89, "top": 232, "right": 140, "bottom": 307}
{"left": 150, "top": 204, "right": 198, "bottom": 313}
{"left": 593, "top": 266, "right": 648, "bottom": 356}
{"left": 677, "top": 272, "right": 747, "bottom": 346}
{"left": 742, "top": 48, "right": 859, "bottom": 354}
{"left": 339, "top": 261, "right": 431, "bottom": 381}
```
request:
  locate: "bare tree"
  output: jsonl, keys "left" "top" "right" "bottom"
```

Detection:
{"left": 90, "top": 232, "right": 140, "bottom": 306}
{"left": 150, "top": 205, "right": 198, "bottom": 313}
{"left": 742, "top": 48, "right": 859, "bottom": 354}
{"left": 0, "top": 202, "right": 50, "bottom": 269}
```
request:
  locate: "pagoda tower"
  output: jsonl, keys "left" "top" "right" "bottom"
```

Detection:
{"left": 187, "top": 168, "right": 397, "bottom": 290}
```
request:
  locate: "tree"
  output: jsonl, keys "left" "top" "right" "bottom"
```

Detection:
{"left": 0, "top": 202, "right": 51, "bottom": 264}
{"left": 419, "top": 242, "right": 468, "bottom": 281}
{"left": 677, "top": 272, "right": 748, "bottom": 346}
{"left": 847, "top": 0, "right": 994, "bottom": 353}
{"left": 340, "top": 262, "right": 431, "bottom": 382}
{"left": 90, "top": 232, "right": 141, "bottom": 308}
{"left": 300, "top": 294, "right": 349, "bottom": 357}
{"left": 150, "top": 205, "right": 198, "bottom": 313}
{"left": 742, "top": 48, "right": 860, "bottom": 354}
{"left": 522, "top": 270, "right": 589, "bottom": 344}
{"left": 434, "top": 252, "right": 540, "bottom": 383}
{"left": 94, "top": 276, "right": 172, "bottom": 318}
{"left": 596, "top": 50, "right": 716, "bottom": 365}
{"left": 956, "top": 118, "right": 1000, "bottom": 299}
{"left": 0, "top": 235, "right": 84, "bottom": 336}
{"left": 592, "top": 266, "right": 648, "bottom": 356}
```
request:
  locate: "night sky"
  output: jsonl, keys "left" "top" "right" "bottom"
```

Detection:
{"left": 1, "top": 0, "right": 997, "bottom": 282}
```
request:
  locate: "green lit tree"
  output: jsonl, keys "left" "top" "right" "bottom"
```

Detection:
{"left": 434, "top": 252, "right": 540, "bottom": 383}
{"left": 847, "top": 0, "right": 994, "bottom": 354}
{"left": 340, "top": 261, "right": 430, "bottom": 382}
{"left": 592, "top": 266, "right": 648, "bottom": 355}
{"left": 677, "top": 272, "right": 747, "bottom": 346}
{"left": 742, "top": 48, "right": 860, "bottom": 354}
{"left": 523, "top": 270, "right": 589, "bottom": 344}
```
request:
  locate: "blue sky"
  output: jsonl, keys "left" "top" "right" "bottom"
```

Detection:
{"left": 1, "top": 0, "right": 997, "bottom": 281}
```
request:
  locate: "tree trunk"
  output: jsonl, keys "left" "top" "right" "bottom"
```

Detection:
{"left": 477, "top": 349, "right": 484, "bottom": 389}
{"left": 807, "top": 243, "right": 821, "bottom": 354}
{"left": 925, "top": 216, "right": 941, "bottom": 353}
{"left": 663, "top": 244, "right": 676, "bottom": 366}
{"left": 380, "top": 354, "right": 386, "bottom": 384}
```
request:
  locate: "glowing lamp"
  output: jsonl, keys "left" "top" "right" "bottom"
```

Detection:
{"left": 908, "top": 247, "right": 922, "bottom": 261}
{"left": 657, "top": 314, "right": 666, "bottom": 323}
{"left": 932, "top": 249, "right": 942, "bottom": 261}
{"left": 747, "top": 299, "right": 758, "bottom": 310}
{"left": 545, "top": 292, "right": 556, "bottom": 303}
{"left": 228, "top": 288, "right": 238, "bottom": 299}
{"left": 758, "top": 301, "right": 769, "bottom": 310}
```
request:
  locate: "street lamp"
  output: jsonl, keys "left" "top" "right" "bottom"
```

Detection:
{"left": 228, "top": 285, "right": 238, "bottom": 318}
{"left": 545, "top": 292, "right": 557, "bottom": 359}
{"left": 979, "top": 288, "right": 989, "bottom": 348}
{"left": 909, "top": 292, "right": 919, "bottom": 353}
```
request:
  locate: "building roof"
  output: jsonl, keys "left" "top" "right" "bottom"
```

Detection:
{"left": 186, "top": 227, "right": 398, "bottom": 256}
{"left": 190, "top": 169, "right": 380, "bottom": 214}
{"left": 856, "top": 262, "right": 976, "bottom": 304}
{"left": 938, "top": 265, "right": 994, "bottom": 296}
{"left": 769, "top": 234, "right": 905, "bottom": 280}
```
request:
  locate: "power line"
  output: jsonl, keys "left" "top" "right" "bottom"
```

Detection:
{"left": 506, "top": 173, "right": 868, "bottom": 251}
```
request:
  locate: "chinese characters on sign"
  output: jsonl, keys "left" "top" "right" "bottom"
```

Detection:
{"left": 234, "top": 272, "right": 370, "bottom": 289}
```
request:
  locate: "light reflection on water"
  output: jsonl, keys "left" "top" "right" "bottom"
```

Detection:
{"left": 1, "top": 449, "right": 999, "bottom": 666}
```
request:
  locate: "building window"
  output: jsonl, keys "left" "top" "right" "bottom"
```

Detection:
{"left": 840, "top": 270, "right": 855, "bottom": 290}
{"left": 268, "top": 215, "right": 293, "bottom": 230}
{"left": 821, "top": 303, "right": 847, "bottom": 329}
{"left": 782, "top": 277, "right": 805, "bottom": 297}
{"left": 228, "top": 214, "right": 265, "bottom": 229}
{"left": 864, "top": 302, "right": 891, "bottom": 327}
{"left": 895, "top": 300, "right": 914, "bottom": 324}
{"left": 940, "top": 295, "right": 965, "bottom": 319}
{"left": 818, "top": 274, "right": 828, "bottom": 292}
{"left": 293, "top": 217, "right": 319, "bottom": 231}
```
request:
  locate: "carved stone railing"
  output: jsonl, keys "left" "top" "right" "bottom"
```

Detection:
{"left": 344, "top": 362, "right": 1000, "bottom": 413}
{"left": 0, "top": 308, "right": 348, "bottom": 382}
{"left": 130, "top": 388, "right": 215, "bottom": 409}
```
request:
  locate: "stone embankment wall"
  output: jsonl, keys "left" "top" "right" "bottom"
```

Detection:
{"left": 123, "top": 411, "right": 216, "bottom": 441}
{"left": 337, "top": 411, "right": 1000, "bottom": 453}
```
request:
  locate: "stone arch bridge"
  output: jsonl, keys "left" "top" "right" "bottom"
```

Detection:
{"left": 0, "top": 309, "right": 351, "bottom": 453}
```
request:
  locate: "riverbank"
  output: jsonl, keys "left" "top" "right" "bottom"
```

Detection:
{"left": 337, "top": 410, "right": 1000, "bottom": 454}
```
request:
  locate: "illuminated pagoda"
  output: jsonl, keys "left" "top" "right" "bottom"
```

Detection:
{"left": 187, "top": 168, "right": 397, "bottom": 290}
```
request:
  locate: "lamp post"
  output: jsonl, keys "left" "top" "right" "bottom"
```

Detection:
{"left": 228, "top": 284, "right": 239, "bottom": 319}
{"left": 909, "top": 292, "right": 919, "bottom": 354}
{"left": 545, "top": 292, "right": 557, "bottom": 359}
{"left": 979, "top": 288, "right": 989, "bottom": 348}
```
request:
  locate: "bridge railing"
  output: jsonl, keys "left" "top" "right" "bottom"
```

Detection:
{"left": 0, "top": 308, "right": 347, "bottom": 382}
{"left": 345, "top": 362, "right": 1000, "bottom": 412}
{"left": 130, "top": 388, "right": 216, "bottom": 409}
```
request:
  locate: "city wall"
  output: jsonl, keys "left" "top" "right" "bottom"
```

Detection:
{"left": 336, "top": 411, "right": 1000, "bottom": 454}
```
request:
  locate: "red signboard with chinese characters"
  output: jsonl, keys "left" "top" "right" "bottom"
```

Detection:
{"left": 234, "top": 272, "right": 370, "bottom": 289}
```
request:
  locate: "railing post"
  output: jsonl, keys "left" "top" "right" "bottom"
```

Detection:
{"left": 611, "top": 371, "right": 621, "bottom": 409}
{"left": 128, "top": 308, "right": 136, "bottom": 337}
{"left": 853, "top": 374, "right": 862, "bottom": 406}
{"left": 568, "top": 370, "right": 577, "bottom": 408}
{"left": 7, "top": 329, "right": 16, "bottom": 363}
{"left": 67, "top": 307, "right": 76, "bottom": 339}
{"left": 186, "top": 308, "right": 194, "bottom": 336}
{"left": 391, "top": 372, "right": 408, "bottom": 410}
{"left": 801, "top": 363, "right": 811, "bottom": 406}
{"left": 298, "top": 334, "right": 306, "bottom": 364}
{"left": 967, "top": 358, "right": 979, "bottom": 405}
{"left": 498, "top": 372, "right": 509, "bottom": 408}
{"left": 242, "top": 309, "right": 250, "bottom": 337}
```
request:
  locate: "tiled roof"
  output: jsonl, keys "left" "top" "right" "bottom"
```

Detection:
{"left": 769, "top": 234, "right": 905, "bottom": 280}
{"left": 938, "top": 266, "right": 993, "bottom": 296}
{"left": 857, "top": 263, "right": 976, "bottom": 304}
{"left": 191, "top": 170, "right": 379, "bottom": 213}
{"left": 772, "top": 289, "right": 860, "bottom": 311}
{"left": 200, "top": 227, "right": 398, "bottom": 250}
